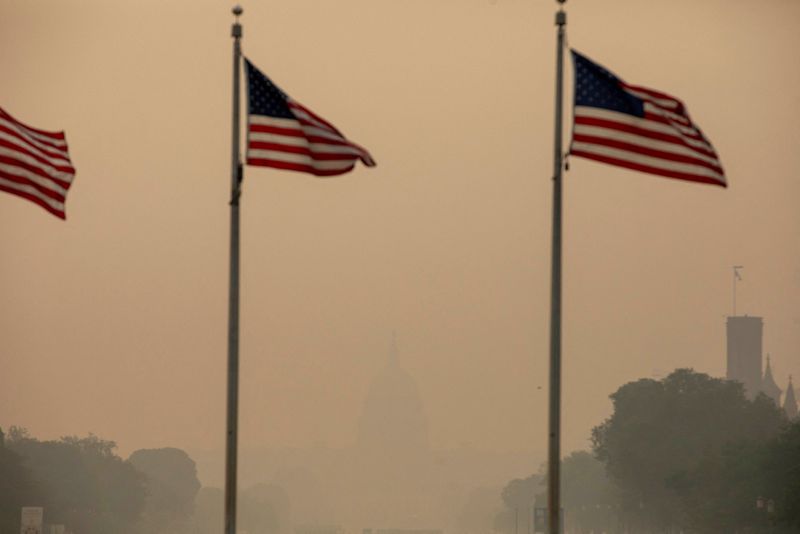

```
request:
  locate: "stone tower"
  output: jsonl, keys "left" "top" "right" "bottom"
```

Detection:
{"left": 726, "top": 315, "right": 763, "bottom": 399}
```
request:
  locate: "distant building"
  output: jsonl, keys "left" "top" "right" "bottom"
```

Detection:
{"left": 725, "top": 315, "right": 796, "bottom": 417}
{"left": 784, "top": 377, "right": 798, "bottom": 420}
{"left": 188, "top": 335, "right": 538, "bottom": 531}
{"left": 357, "top": 335, "right": 430, "bottom": 455}
{"left": 726, "top": 316, "right": 763, "bottom": 399}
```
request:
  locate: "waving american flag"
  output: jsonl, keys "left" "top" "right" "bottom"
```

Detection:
{"left": 569, "top": 50, "right": 725, "bottom": 187}
{"left": 245, "top": 59, "right": 375, "bottom": 177}
{"left": 0, "top": 106, "right": 75, "bottom": 218}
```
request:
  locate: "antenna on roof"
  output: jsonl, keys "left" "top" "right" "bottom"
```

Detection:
{"left": 732, "top": 266, "right": 744, "bottom": 316}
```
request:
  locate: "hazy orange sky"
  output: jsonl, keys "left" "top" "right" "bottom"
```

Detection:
{"left": 2, "top": 0, "right": 799, "bottom": 483}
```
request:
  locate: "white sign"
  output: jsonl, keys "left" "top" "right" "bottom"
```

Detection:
{"left": 20, "top": 507, "right": 43, "bottom": 534}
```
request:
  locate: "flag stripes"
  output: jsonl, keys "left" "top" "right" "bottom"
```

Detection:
{"left": 569, "top": 51, "right": 725, "bottom": 187}
{"left": 245, "top": 59, "right": 375, "bottom": 177}
{"left": 0, "top": 107, "right": 75, "bottom": 218}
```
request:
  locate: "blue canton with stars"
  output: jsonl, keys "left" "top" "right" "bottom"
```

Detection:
{"left": 572, "top": 50, "right": 644, "bottom": 117}
{"left": 245, "top": 59, "right": 294, "bottom": 119}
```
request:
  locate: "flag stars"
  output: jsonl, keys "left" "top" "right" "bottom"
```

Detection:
{"left": 243, "top": 58, "right": 375, "bottom": 175}
{"left": 572, "top": 51, "right": 644, "bottom": 117}
{"left": 245, "top": 60, "right": 294, "bottom": 119}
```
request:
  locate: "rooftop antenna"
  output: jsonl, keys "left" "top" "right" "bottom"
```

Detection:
{"left": 732, "top": 266, "right": 743, "bottom": 316}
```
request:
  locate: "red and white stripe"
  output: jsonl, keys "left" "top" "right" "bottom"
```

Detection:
{"left": 247, "top": 99, "right": 374, "bottom": 177}
{"left": 0, "top": 106, "right": 75, "bottom": 218}
{"left": 570, "top": 83, "right": 726, "bottom": 187}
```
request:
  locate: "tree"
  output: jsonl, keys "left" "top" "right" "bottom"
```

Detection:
{"left": 0, "top": 427, "right": 41, "bottom": 533}
{"left": 494, "top": 472, "right": 543, "bottom": 534}
{"left": 128, "top": 447, "right": 201, "bottom": 533}
{"left": 592, "top": 369, "right": 786, "bottom": 532}
{"left": 6, "top": 428, "right": 146, "bottom": 534}
{"left": 761, "top": 419, "right": 800, "bottom": 529}
{"left": 501, "top": 473, "right": 543, "bottom": 510}
{"left": 66, "top": 434, "right": 147, "bottom": 528}
{"left": 559, "top": 451, "right": 618, "bottom": 534}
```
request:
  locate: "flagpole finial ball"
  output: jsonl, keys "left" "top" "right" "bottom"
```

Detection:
{"left": 232, "top": 5, "right": 243, "bottom": 16}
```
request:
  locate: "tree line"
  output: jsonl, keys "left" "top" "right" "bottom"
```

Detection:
{"left": 496, "top": 369, "right": 800, "bottom": 534}
{"left": 0, "top": 427, "right": 290, "bottom": 534}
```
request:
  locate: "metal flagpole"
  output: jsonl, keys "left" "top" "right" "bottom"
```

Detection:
{"left": 547, "top": 2, "right": 566, "bottom": 534}
{"left": 225, "top": 5, "right": 244, "bottom": 534}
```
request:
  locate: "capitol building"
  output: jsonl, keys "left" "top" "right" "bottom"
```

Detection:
{"left": 200, "top": 338, "right": 535, "bottom": 532}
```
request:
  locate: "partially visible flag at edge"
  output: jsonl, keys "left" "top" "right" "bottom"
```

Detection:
{"left": 0, "top": 106, "right": 76, "bottom": 219}
{"left": 569, "top": 50, "right": 726, "bottom": 188}
{"left": 244, "top": 58, "right": 375, "bottom": 177}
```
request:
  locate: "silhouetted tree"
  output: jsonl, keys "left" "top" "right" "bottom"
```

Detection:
{"left": 592, "top": 369, "right": 786, "bottom": 533}
{"left": 761, "top": 419, "right": 800, "bottom": 529}
{"left": 0, "top": 427, "right": 42, "bottom": 533}
{"left": 6, "top": 428, "right": 145, "bottom": 534}
{"left": 494, "top": 472, "right": 543, "bottom": 534}
{"left": 497, "top": 453, "right": 620, "bottom": 534}
{"left": 501, "top": 473, "right": 543, "bottom": 510}
{"left": 559, "top": 451, "right": 618, "bottom": 534}
{"left": 128, "top": 447, "right": 201, "bottom": 533}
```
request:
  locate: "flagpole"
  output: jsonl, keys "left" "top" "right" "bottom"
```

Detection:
{"left": 225, "top": 5, "right": 243, "bottom": 534}
{"left": 547, "top": 2, "right": 566, "bottom": 534}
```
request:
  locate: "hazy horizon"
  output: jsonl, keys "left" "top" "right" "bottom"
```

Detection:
{"left": 2, "top": 0, "right": 799, "bottom": 491}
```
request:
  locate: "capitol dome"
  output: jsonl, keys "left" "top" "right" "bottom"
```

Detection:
{"left": 357, "top": 336, "right": 430, "bottom": 454}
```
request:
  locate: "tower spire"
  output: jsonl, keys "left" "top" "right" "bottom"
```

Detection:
{"left": 761, "top": 353, "right": 782, "bottom": 404}
{"left": 784, "top": 375, "right": 798, "bottom": 420}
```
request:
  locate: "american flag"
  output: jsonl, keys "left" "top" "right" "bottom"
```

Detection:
{"left": 245, "top": 59, "right": 375, "bottom": 176}
{"left": 0, "top": 106, "right": 75, "bottom": 218}
{"left": 569, "top": 50, "right": 725, "bottom": 187}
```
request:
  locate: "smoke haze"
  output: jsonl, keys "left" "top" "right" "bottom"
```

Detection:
{"left": 2, "top": 3, "right": 799, "bottom": 528}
